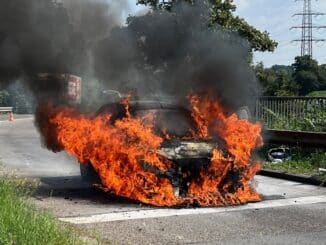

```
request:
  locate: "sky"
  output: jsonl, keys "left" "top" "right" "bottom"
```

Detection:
{"left": 126, "top": 0, "right": 326, "bottom": 67}
{"left": 233, "top": 0, "right": 326, "bottom": 67}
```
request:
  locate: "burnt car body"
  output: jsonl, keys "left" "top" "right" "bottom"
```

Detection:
{"left": 80, "top": 99, "right": 249, "bottom": 197}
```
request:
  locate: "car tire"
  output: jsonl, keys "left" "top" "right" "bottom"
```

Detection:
{"left": 80, "top": 162, "right": 101, "bottom": 184}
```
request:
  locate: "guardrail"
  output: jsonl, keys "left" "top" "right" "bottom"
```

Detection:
{"left": 263, "top": 129, "right": 326, "bottom": 148}
{"left": 255, "top": 96, "right": 326, "bottom": 131}
{"left": 0, "top": 107, "right": 14, "bottom": 121}
{"left": 0, "top": 107, "right": 13, "bottom": 113}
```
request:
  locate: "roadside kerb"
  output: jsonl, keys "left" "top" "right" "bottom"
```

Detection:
{"left": 258, "top": 169, "right": 326, "bottom": 187}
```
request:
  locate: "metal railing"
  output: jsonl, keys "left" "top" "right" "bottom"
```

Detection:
{"left": 264, "top": 129, "right": 326, "bottom": 147}
{"left": 255, "top": 96, "right": 326, "bottom": 132}
{"left": 0, "top": 107, "right": 13, "bottom": 113}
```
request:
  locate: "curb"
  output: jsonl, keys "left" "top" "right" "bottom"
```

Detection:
{"left": 258, "top": 169, "right": 326, "bottom": 187}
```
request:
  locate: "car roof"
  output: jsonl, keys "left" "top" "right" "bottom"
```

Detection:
{"left": 128, "top": 100, "right": 188, "bottom": 111}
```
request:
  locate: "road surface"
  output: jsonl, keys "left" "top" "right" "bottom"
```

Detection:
{"left": 0, "top": 118, "right": 325, "bottom": 244}
{"left": 0, "top": 116, "right": 79, "bottom": 177}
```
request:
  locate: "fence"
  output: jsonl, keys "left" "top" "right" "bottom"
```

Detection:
{"left": 255, "top": 96, "right": 326, "bottom": 132}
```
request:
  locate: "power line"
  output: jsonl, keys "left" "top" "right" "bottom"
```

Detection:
{"left": 291, "top": 0, "right": 326, "bottom": 57}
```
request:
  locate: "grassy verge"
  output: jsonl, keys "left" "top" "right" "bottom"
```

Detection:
{"left": 260, "top": 145, "right": 326, "bottom": 182}
{"left": 263, "top": 161, "right": 326, "bottom": 183}
{"left": 263, "top": 160, "right": 324, "bottom": 175}
{"left": 308, "top": 90, "right": 326, "bottom": 97}
{"left": 0, "top": 176, "right": 83, "bottom": 245}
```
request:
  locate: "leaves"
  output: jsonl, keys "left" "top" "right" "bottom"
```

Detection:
{"left": 292, "top": 56, "right": 322, "bottom": 95}
{"left": 256, "top": 56, "right": 326, "bottom": 96}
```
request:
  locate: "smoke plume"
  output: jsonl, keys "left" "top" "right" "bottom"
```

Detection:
{"left": 0, "top": 0, "right": 259, "bottom": 111}
{"left": 0, "top": 0, "right": 129, "bottom": 99}
{"left": 94, "top": 1, "right": 258, "bottom": 111}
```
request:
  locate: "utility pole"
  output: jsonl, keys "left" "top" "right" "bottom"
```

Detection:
{"left": 291, "top": 0, "right": 326, "bottom": 57}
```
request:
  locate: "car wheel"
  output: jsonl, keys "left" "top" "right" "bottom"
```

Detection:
{"left": 80, "top": 162, "right": 101, "bottom": 184}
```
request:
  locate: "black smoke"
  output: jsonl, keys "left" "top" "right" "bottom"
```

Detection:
{"left": 0, "top": 0, "right": 128, "bottom": 99}
{"left": 0, "top": 0, "right": 259, "bottom": 111}
{"left": 94, "top": 2, "right": 259, "bottom": 111}
{"left": 0, "top": 1, "right": 79, "bottom": 87}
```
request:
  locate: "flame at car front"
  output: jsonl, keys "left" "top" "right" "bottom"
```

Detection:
{"left": 37, "top": 95, "right": 263, "bottom": 207}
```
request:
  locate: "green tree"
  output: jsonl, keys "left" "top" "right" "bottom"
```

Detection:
{"left": 256, "top": 56, "right": 326, "bottom": 96}
{"left": 255, "top": 63, "right": 298, "bottom": 96}
{"left": 137, "top": 0, "right": 277, "bottom": 52}
{"left": 274, "top": 71, "right": 299, "bottom": 96}
{"left": 255, "top": 62, "right": 277, "bottom": 95}
{"left": 318, "top": 64, "right": 326, "bottom": 90}
{"left": 0, "top": 89, "right": 10, "bottom": 106}
{"left": 292, "top": 56, "right": 320, "bottom": 95}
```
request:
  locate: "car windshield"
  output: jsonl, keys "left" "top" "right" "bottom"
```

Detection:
{"left": 134, "top": 109, "right": 195, "bottom": 137}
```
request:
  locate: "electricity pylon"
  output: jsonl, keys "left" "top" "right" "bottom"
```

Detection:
{"left": 291, "top": 0, "right": 326, "bottom": 57}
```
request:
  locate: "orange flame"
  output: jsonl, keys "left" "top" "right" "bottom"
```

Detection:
{"left": 188, "top": 95, "right": 262, "bottom": 206}
{"left": 39, "top": 95, "right": 263, "bottom": 207}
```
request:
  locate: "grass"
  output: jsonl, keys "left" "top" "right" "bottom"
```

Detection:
{"left": 0, "top": 176, "right": 83, "bottom": 245}
{"left": 263, "top": 160, "right": 326, "bottom": 183}
{"left": 307, "top": 90, "right": 326, "bottom": 97}
{"left": 260, "top": 145, "right": 326, "bottom": 182}
{"left": 263, "top": 160, "right": 319, "bottom": 175}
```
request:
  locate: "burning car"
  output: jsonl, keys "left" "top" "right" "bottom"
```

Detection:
{"left": 80, "top": 98, "right": 224, "bottom": 197}
{"left": 39, "top": 92, "right": 262, "bottom": 207}
{"left": 76, "top": 92, "right": 261, "bottom": 205}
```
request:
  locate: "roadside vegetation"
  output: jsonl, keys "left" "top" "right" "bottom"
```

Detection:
{"left": 308, "top": 90, "right": 326, "bottom": 97}
{"left": 259, "top": 146, "right": 326, "bottom": 181}
{"left": 0, "top": 175, "right": 83, "bottom": 245}
{"left": 262, "top": 107, "right": 326, "bottom": 132}
{"left": 255, "top": 56, "right": 326, "bottom": 97}
{"left": 263, "top": 160, "right": 326, "bottom": 181}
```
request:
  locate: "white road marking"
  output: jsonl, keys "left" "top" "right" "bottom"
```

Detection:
{"left": 59, "top": 195, "right": 326, "bottom": 224}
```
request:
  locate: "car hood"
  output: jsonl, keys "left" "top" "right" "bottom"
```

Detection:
{"left": 157, "top": 140, "right": 217, "bottom": 160}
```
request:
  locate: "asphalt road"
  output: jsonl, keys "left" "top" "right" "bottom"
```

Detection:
{"left": 0, "top": 116, "right": 80, "bottom": 177}
{"left": 1, "top": 118, "right": 325, "bottom": 245}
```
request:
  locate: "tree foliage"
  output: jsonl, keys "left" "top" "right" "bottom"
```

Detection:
{"left": 256, "top": 56, "right": 326, "bottom": 96}
{"left": 292, "top": 56, "right": 320, "bottom": 95}
{"left": 255, "top": 63, "right": 299, "bottom": 96}
{"left": 0, "top": 90, "right": 10, "bottom": 106}
{"left": 0, "top": 82, "right": 33, "bottom": 113}
{"left": 318, "top": 64, "right": 326, "bottom": 90}
{"left": 137, "top": 0, "right": 277, "bottom": 52}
